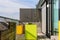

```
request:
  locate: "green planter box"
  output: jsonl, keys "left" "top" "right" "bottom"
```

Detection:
{"left": 25, "top": 24, "right": 37, "bottom": 40}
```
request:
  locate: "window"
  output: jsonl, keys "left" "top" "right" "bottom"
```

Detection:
{"left": 52, "top": 0, "right": 59, "bottom": 35}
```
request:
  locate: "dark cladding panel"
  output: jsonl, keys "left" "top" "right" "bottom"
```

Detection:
{"left": 20, "top": 9, "right": 40, "bottom": 22}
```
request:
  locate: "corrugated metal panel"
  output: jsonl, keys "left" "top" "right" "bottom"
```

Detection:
{"left": 0, "top": 22, "right": 16, "bottom": 40}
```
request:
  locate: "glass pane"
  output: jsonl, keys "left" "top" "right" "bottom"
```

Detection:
{"left": 52, "top": 0, "right": 59, "bottom": 35}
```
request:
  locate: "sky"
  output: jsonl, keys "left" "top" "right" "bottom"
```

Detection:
{"left": 0, "top": 0, "right": 39, "bottom": 20}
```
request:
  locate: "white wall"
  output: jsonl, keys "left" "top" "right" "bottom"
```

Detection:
{"left": 42, "top": 2, "right": 46, "bottom": 34}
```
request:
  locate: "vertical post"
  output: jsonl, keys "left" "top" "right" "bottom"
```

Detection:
{"left": 59, "top": 0, "right": 60, "bottom": 40}
{"left": 0, "top": 31, "right": 1, "bottom": 40}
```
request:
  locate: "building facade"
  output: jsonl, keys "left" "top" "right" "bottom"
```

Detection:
{"left": 20, "top": 8, "right": 41, "bottom": 22}
{"left": 37, "top": 0, "right": 59, "bottom": 39}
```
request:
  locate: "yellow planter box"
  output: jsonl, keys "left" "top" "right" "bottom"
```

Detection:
{"left": 16, "top": 25, "right": 23, "bottom": 35}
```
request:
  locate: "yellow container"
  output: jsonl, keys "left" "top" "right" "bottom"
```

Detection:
{"left": 59, "top": 21, "right": 60, "bottom": 40}
{"left": 25, "top": 24, "right": 37, "bottom": 40}
{"left": 16, "top": 25, "right": 23, "bottom": 35}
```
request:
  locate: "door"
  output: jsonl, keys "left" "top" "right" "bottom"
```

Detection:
{"left": 42, "top": 2, "right": 46, "bottom": 34}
